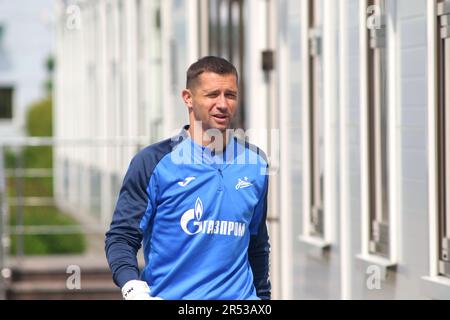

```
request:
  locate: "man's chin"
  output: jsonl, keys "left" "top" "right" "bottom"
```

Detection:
{"left": 209, "top": 122, "right": 230, "bottom": 132}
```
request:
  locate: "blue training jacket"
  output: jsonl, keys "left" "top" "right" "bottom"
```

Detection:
{"left": 105, "top": 126, "right": 271, "bottom": 300}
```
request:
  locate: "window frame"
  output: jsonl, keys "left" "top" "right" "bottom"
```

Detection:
{"left": 206, "top": 0, "right": 246, "bottom": 130}
{"left": 366, "top": 0, "right": 390, "bottom": 258}
{"left": 430, "top": 0, "right": 450, "bottom": 279}
{"left": 307, "top": 0, "right": 325, "bottom": 239}
{"left": 358, "top": 0, "right": 398, "bottom": 272}
{"left": 299, "top": 0, "right": 338, "bottom": 251}
{"left": 422, "top": 1, "right": 450, "bottom": 297}
{"left": 437, "top": 0, "right": 450, "bottom": 278}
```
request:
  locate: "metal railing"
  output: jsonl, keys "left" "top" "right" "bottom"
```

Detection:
{"left": 0, "top": 146, "right": 9, "bottom": 299}
{"left": 0, "top": 136, "right": 151, "bottom": 299}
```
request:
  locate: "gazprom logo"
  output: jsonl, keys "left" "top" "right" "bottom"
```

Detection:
{"left": 180, "top": 198, "right": 246, "bottom": 237}
{"left": 180, "top": 198, "right": 204, "bottom": 235}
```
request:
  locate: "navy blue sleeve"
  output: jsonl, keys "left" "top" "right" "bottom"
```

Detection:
{"left": 104, "top": 151, "right": 154, "bottom": 288}
{"left": 104, "top": 138, "right": 181, "bottom": 288}
{"left": 248, "top": 173, "right": 271, "bottom": 300}
{"left": 104, "top": 138, "right": 176, "bottom": 288}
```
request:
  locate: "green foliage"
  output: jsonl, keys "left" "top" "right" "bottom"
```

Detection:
{"left": 7, "top": 176, "right": 53, "bottom": 198}
{"left": 46, "top": 56, "right": 55, "bottom": 74}
{"left": 26, "top": 96, "right": 52, "bottom": 137}
{"left": 4, "top": 150, "right": 17, "bottom": 169}
{"left": 44, "top": 79, "right": 53, "bottom": 95}
{"left": 23, "top": 146, "right": 53, "bottom": 169}
{"left": 23, "top": 97, "right": 53, "bottom": 168}
{"left": 9, "top": 207, "right": 86, "bottom": 255}
{"left": 3, "top": 147, "right": 52, "bottom": 169}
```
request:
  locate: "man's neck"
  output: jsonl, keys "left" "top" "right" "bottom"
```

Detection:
{"left": 188, "top": 123, "right": 229, "bottom": 151}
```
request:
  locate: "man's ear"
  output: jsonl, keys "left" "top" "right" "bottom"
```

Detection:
{"left": 182, "top": 89, "right": 193, "bottom": 109}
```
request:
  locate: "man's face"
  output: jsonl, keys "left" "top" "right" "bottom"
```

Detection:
{"left": 183, "top": 72, "right": 238, "bottom": 132}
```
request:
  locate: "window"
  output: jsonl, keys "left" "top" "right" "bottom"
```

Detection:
{"left": 207, "top": 0, "right": 245, "bottom": 129}
{"left": 436, "top": 0, "right": 450, "bottom": 277}
{"left": 0, "top": 87, "right": 13, "bottom": 120}
{"left": 307, "top": 0, "right": 325, "bottom": 238}
{"left": 365, "top": 0, "right": 390, "bottom": 258}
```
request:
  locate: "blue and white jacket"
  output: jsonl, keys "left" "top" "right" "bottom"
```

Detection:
{"left": 105, "top": 126, "right": 271, "bottom": 300}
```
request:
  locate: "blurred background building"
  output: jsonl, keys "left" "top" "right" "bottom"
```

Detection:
{"left": 0, "top": 0, "right": 449, "bottom": 300}
{"left": 0, "top": 0, "right": 55, "bottom": 138}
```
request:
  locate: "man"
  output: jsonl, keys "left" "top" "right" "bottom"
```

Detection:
{"left": 105, "top": 56, "right": 271, "bottom": 300}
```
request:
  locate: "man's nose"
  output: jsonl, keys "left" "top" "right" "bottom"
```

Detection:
{"left": 216, "top": 94, "right": 229, "bottom": 110}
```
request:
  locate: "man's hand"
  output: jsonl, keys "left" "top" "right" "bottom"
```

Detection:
{"left": 121, "top": 280, "right": 163, "bottom": 300}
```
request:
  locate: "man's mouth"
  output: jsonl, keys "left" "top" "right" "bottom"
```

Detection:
{"left": 212, "top": 114, "right": 229, "bottom": 122}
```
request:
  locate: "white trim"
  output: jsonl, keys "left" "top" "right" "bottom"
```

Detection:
{"left": 276, "top": 1, "right": 301, "bottom": 299}
{"left": 147, "top": 0, "right": 163, "bottom": 142}
{"left": 359, "top": 0, "right": 397, "bottom": 266}
{"left": 299, "top": 0, "right": 334, "bottom": 249}
{"left": 301, "top": 0, "right": 311, "bottom": 239}
{"left": 98, "top": 0, "right": 110, "bottom": 226}
{"left": 421, "top": 276, "right": 450, "bottom": 299}
{"left": 161, "top": 0, "right": 173, "bottom": 138}
{"left": 187, "top": 0, "right": 200, "bottom": 63}
{"left": 277, "top": 0, "right": 293, "bottom": 300}
{"left": 323, "top": 0, "right": 338, "bottom": 246}
{"left": 138, "top": 0, "right": 151, "bottom": 138}
{"left": 126, "top": 0, "right": 138, "bottom": 161}
{"left": 198, "top": 0, "right": 209, "bottom": 57}
{"left": 79, "top": 2, "right": 88, "bottom": 167}
{"left": 426, "top": 0, "right": 439, "bottom": 278}
{"left": 265, "top": 0, "right": 285, "bottom": 300}
{"left": 360, "top": 0, "right": 370, "bottom": 257}
{"left": 98, "top": 1, "right": 108, "bottom": 161}
{"left": 339, "top": 0, "right": 352, "bottom": 300}
{"left": 298, "top": 235, "right": 331, "bottom": 249}
{"left": 386, "top": 0, "right": 400, "bottom": 266}
{"left": 112, "top": 0, "right": 121, "bottom": 172}
{"left": 244, "top": 0, "right": 269, "bottom": 153}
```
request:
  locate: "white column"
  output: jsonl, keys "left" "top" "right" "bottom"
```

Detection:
{"left": 339, "top": 0, "right": 352, "bottom": 300}
{"left": 125, "top": 0, "right": 138, "bottom": 162}
{"left": 245, "top": 0, "right": 269, "bottom": 151}
{"left": 161, "top": 0, "right": 174, "bottom": 138}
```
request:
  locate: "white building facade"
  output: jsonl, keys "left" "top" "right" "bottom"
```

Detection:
{"left": 55, "top": 0, "right": 450, "bottom": 299}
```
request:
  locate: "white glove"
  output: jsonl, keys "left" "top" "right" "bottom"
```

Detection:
{"left": 121, "top": 280, "right": 163, "bottom": 300}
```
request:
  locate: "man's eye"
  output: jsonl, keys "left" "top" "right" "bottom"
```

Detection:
{"left": 226, "top": 94, "right": 237, "bottom": 99}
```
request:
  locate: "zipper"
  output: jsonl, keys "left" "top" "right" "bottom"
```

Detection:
{"left": 217, "top": 168, "right": 224, "bottom": 192}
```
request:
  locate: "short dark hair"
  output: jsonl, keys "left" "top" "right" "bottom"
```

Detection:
{"left": 186, "top": 56, "right": 238, "bottom": 90}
